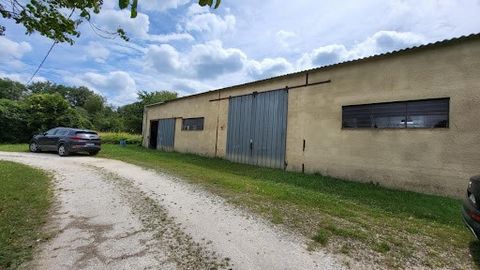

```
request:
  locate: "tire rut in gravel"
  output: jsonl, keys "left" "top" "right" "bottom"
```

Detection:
{"left": 93, "top": 166, "right": 232, "bottom": 270}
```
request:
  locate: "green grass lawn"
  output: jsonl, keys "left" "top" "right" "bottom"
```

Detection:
{"left": 0, "top": 160, "right": 52, "bottom": 269}
{"left": 0, "top": 144, "right": 477, "bottom": 268}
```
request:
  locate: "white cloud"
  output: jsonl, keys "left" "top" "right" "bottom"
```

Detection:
{"left": 171, "top": 78, "right": 212, "bottom": 95}
{"left": 353, "top": 31, "right": 426, "bottom": 57}
{"left": 85, "top": 42, "right": 110, "bottom": 63}
{"left": 276, "top": 30, "right": 296, "bottom": 47}
{"left": 145, "top": 40, "right": 246, "bottom": 80}
{"left": 92, "top": 9, "right": 193, "bottom": 42}
{"left": 145, "top": 44, "right": 182, "bottom": 73}
{"left": 185, "top": 8, "right": 236, "bottom": 36}
{"left": 188, "top": 40, "right": 245, "bottom": 79}
{"left": 298, "top": 31, "right": 426, "bottom": 68}
{"left": 186, "top": 3, "right": 210, "bottom": 16}
{"left": 141, "top": 0, "right": 191, "bottom": 12}
{"left": 0, "top": 72, "right": 46, "bottom": 83}
{"left": 0, "top": 37, "right": 32, "bottom": 67}
{"left": 145, "top": 32, "right": 194, "bottom": 42}
{"left": 66, "top": 71, "right": 137, "bottom": 106}
{"left": 94, "top": 9, "right": 150, "bottom": 39}
{"left": 298, "top": 44, "right": 349, "bottom": 69}
{"left": 247, "top": 58, "right": 293, "bottom": 80}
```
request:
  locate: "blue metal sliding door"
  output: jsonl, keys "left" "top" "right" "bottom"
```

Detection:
{"left": 226, "top": 89, "right": 288, "bottom": 169}
{"left": 157, "top": 118, "right": 175, "bottom": 151}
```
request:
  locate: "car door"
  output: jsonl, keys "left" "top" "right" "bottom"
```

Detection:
{"left": 36, "top": 128, "right": 53, "bottom": 150}
{"left": 42, "top": 128, "right": 59, "bottom": 151}
{"left": 48, "top": 128, "right": 63, "bottom": 150}
{"left": 51, "top": 128, "right": 66, "bottom": 149}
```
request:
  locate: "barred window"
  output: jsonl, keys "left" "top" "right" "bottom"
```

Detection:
{"left": 182, "top": 117, "right": 204, "bottom": 131}
{"left": 342, "top": 98, "right": 449, "bottom": 129}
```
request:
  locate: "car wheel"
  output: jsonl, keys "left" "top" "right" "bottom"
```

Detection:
{"left": 89, "top": 151, "right": 100, "bottom": 156}
{"left": 58, "top": 144, "right": 69, "bottom": 157}
{"left": 29, "top": 142, "right": 40, "bottom": 153}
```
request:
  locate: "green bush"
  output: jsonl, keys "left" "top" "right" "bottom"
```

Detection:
{"left": 99, "top": 132, "right": 142, "bottom": 145}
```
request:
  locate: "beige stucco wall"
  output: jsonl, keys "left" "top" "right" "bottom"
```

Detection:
{"left": 143, "top": 91, "right": 220, "bottom": 156}
{"left": 286, "top": 39, "right": 480, "bottom": 197}
{"left": 143, "top": 38, "right": 480, "bottom": 197}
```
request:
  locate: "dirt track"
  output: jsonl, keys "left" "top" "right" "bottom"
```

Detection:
{"left": 0, "top": 151, "right": 346, "bottom": 270}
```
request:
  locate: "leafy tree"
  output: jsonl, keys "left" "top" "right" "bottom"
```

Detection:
{"left": 117, "top": 102, "right": 143, "bottom": 133}
{"left": 23, "top": 93, "right": 86, "bottom": 134}
{"left": 73, "top": 107, "right": 93, "bottom": 129}
{"left": 1, "top": 0, "right": 222, "bottom": 44}
{"left": 137, "top": 90, "right": 178, "bottom": 105}
{"left": 0, "top": 78, "right": 28, "bottom": 100}
{"left": 119, "top": 90, "right": 177, "bottom": 133}
{"left": 83, "top": 95, "right": 105, "bottom": 115}
{"left": 28, "top": 82, "right": 100, "bottom": 107}
{"left": 0, "top": 77, "right": 178, "bottom": 141}
{"left": 65, "top": 86, "right": 97, "bottom": 107}
{"left": 28, "top": 81, "right": 56, "bottom": 94}
{"left": 0, "top": 99, "right": 28, "bottom": 142}
{"left": 92, "top": 107, "right": 125, "bottom": 132}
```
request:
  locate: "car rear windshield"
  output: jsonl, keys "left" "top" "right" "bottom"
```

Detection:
{"left": 75, "top": 131, "right": 98, "bottom": 135}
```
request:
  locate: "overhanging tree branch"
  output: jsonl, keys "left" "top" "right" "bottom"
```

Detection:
{"left": 1, "top": 0, "right": 222, "bottom": 44}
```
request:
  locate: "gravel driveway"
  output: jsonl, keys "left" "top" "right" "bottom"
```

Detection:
{"left": 0, "top": 152, "right": 346, "bottom": 270}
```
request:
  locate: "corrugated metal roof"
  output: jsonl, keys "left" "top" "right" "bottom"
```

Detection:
{"left": 145, "top": 33, "right": 480, "bottom": 108}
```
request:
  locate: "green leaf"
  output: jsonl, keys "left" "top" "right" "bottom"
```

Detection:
{"left": 118, "top": 0, "right": 129, "bottom": 9}
{"left": 198, "top": 0, "right": 221, "bottom": 8}
{"left": 130, "top": 0, "right": 138, "bottom": 18}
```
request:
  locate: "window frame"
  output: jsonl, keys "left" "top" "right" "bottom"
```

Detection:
{"left": 181, "top": 117, "right": 205, "bottom": 131}
{"left": 341, "top": 97, "right": 450, "bottom": 130}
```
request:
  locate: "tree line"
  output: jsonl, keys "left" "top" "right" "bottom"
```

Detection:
{"left": 0, "top": 78, "right": 177, "bottom": 143}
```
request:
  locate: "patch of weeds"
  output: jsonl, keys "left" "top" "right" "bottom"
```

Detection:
{"left": 405, "top": 225, "right": 420, "bottom": 234}
{"left": 372, "top": 241, "right": 391, "bottom": 253}
{"left": 312, "top": 229, "right": 331, "bottom": 246}
{"left": 270, "top": 208, "right": 284, "bottom": 224}
{"left": 340, "top": 243, "right": 352, "bottom": 255}
{"left": 325, "top": 224, "right": 368, "bottom": 241}
{"left": 384, "top": 235, "right": 405, "bottom": 248}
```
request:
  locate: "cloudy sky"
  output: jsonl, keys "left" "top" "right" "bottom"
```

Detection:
{"left": 1, "top": 0, "right": 479, "bottom": 105}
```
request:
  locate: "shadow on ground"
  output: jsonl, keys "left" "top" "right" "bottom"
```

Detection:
{"left": 37, "top": 151, "right": 92, "bottom": 157}
{"left": 469, "top": 241, "right": 480, "bottom": 267}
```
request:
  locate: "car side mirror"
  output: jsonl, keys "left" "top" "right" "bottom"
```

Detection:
{"left": 43, "top": 132, "right": 48, "bottom": 136}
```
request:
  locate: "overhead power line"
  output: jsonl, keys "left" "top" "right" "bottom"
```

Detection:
{"left": 26, "top": 8, "right": 75, "bottom": 84}
{"left": 27, "top": 41, "right": 57, "bottom": 84}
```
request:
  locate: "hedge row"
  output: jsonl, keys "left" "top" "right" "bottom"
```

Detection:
{"left": 98, "top": 132, "right": 142, "bottom": 145}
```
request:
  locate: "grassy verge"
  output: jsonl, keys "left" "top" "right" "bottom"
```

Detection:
{"left": 0, "top": 144, "right": 28, "bottom": 152}
{"left": 0, "top": 144, "right": 477, "bottom": 268}
{"left": 0, "top": 160, "right": 53, "bottom": 269}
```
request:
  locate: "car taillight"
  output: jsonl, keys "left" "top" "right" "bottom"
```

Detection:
{"left": 469, "top": 211, "right": 480, "bottom": 223}
{"left": 70, "top": 136, "right": 83, "bottom": 141}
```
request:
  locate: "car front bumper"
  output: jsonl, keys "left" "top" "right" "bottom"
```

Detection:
{"left": 462, "top": 200, "right": 480, "bottom": 240}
